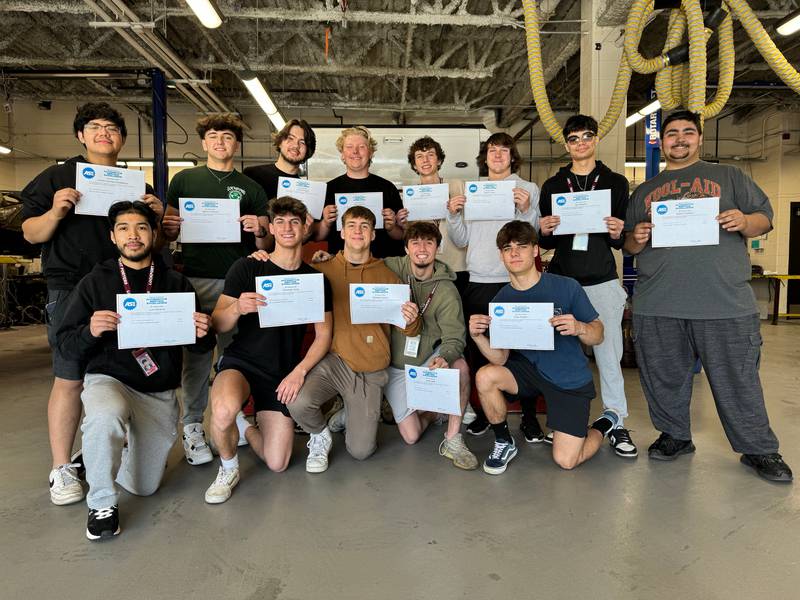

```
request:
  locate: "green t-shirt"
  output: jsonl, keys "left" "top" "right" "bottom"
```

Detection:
{"left": 167, "top": 166, "right": 268, "bottom": 279}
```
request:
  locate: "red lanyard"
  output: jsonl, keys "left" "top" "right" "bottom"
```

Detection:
{"left": 118, "top": 258, "right": 154, "bottom": 294}
{"left": 408, "top": 276, "right": 439, "bottom": 317}
{"left": 566, "top": 173, "right": 600, "bottom": 193}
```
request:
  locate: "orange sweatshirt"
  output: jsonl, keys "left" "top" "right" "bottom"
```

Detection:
{"left": 314, "top": 252, "right": 421, "bottom": 373}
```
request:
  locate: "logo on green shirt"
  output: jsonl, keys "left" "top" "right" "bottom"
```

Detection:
{"left": 227, "top": 186, "right": 245, "bottom": 200}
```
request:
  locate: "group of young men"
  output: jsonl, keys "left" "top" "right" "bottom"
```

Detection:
{"left": 21, "top": 102, "right": 792, "bottom": 542}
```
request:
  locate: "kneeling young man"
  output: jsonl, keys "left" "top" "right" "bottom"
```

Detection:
{"left": 205, "top": 197, "right": 333, "bottom": 504}
{"left": 470, "top": 221, "right": 618, "bottom": 474}
{"left": 382, "top": 221, "right": 477, "bottom": 470}
{"left": 56, "top": 202, "right": 211, "bottom": 540}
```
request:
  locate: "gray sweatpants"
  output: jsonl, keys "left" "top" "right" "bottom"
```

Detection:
{"left": 181, "top": 277, "right": 235, "bottom": 426}
{"left": 633, "top": 313, "right": 778, "bottom": 454}
{"left": 81, "top": 373, "right": 178, "bottom": 510}
{"left": 288, "top": 353, "right": 388, "bottom": 461}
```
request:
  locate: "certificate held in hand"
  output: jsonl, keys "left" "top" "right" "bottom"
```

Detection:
{"left": 116, "top": 292, "right": 196, "bottom": 350}
{"left": 179, "top": 198, "right": 241, "bottom": 243}
{"left": 255, "top": 273, "right": 325, "bottom": 327}
{"left": 335, "top": 193, "right": 384, "bottom": 230}
{"left": 551, "top": 189, "right": 611, "bottom": 235}
{"left": 75, "top": 162, "right": 146, "bottom": 216}
{"left": 277, "top": 177, "right": 327, "bottom": 219}
{"left": 402, "top": 183, "right": 449, "bottom": 221}
{"left": 464, "top": 180, "right": 516, "bottom": 221}
{"left": 404, "top": 366, "right": 461, "bottom": 416}
{"left": 349, "top": 283, "right": 409, "bottom": 328}
{"left": 489, "top": 302, "right": 554, "bottom": 351}
{"left": 651, "top": 197, "right": 720, "bottom": 248}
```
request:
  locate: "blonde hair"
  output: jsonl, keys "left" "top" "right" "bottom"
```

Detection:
{"left": 335, "top": 126, "right": 378, "bottom": 157}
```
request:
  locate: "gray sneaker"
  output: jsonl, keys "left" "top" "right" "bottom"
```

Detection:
{"left": 439, "top": 433, "right": 478, "bottom": 470}
{"left": 327, "top": 408, "right": 346, "bottom": 433}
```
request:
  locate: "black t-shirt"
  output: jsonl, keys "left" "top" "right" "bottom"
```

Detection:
{"left": 21, "top": 155, "right": 156, "bottom": 290}
{"left": 243, "top": 163, "right": 298, "bottom": 203}
{"left": 221, "top": 257, "right": 332, "bottom": 380}
{"left": 323, "top": 173, "right": 403, "bottom": 258}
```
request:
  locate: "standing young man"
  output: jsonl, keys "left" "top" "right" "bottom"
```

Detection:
{"left": 56, "top": 201, "right": 211, "bottom": 540}
{"left": 313, "top": 126, "right": 404, "bottom": 258}
{"left": 244, "top": 119, "right": 317, "bottom": 249}
{"left": 400, "top": 136, "right": 468, "bottom": 292}
{"left": 162, "top": 114, "right": 269, "bottom": 466}
{"left": 382, "top": 222, "right": 477, "bottom": 470}
{"left": 21, "top": 102, "right": 163, "bottom": 505}
{"left": 446, "top": 133, "right": 540, "bottom": 437}
{"left": 204, "top": 197, "right": 333, "bottom": 504}
{"left": 538, "top": 114, "right": 636, "bottom": 457}
{"left": 470, "top": 221, "right": 618, "bottom": 474}
{"left": 290, "top": 206, "right": 420, "bottom": 471}
{"left": 624, "top": 110, "right": 792, "bottom": 482}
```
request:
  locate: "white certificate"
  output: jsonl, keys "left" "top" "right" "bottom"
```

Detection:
{"left": 402, "top": 183, "right": 449, "bottom": 221}
{"left": 551, "top": 189, "right": 611, "bottom": 235}
{"left": 334, "top": 192, "right": 384, "bottom": 230}
{"left": 405, "top": 366, "right": 461, "bottom": 416}
{"left": 651, "top": 197, "right": 720, "bottom": 248}
{"left": 255, "top": 273, "right": 325, "bottom": 327}
{"left": 464, "top": 180, "right": 516, "bottom": 221}
{"left": 179, "top": 198, "right": 241, "bottom": 243}
{"left": 349, "top": 283, "right": 409, "bottom": 328}
{"left": 277, "top": 177, "right": 327, "bottom": 219}
{"left": 116, "top": 292, "right": 196, "bottom": 350}
{"left": 75, "top": 162, "right": 146, "bottom": 216}
{"left": 489, "top": 302, "right": 554, "bottom": 351}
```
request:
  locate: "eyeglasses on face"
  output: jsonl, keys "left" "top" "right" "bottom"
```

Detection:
{"left": 84, "top": 123, "right": 122, "bottom": 135}
{"left": 566, "top": 131, "right": 597, "bottom": 145}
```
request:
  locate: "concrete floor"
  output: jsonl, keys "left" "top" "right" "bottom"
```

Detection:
{"left": 1, "top": 323, "right": 799, "bottom": 600}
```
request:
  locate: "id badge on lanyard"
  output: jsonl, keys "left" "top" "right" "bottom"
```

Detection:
{"left": 119, "top": 259, "right": 160, "bottom": 376}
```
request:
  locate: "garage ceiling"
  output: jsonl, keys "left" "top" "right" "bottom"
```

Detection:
{"left": 0, "top": 0, "right": 798, "bottom": 128}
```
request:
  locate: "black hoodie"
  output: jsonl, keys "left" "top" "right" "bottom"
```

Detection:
{"left": 538, "top": 161, "right": 629, "bottom": 286}
{"left": 56, "top": 255, "right": 211, "bottom": 393}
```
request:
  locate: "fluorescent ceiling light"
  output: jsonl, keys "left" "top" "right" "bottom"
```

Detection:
{"left": 625, "top": 161, "right": 666, "bottom": 168}
{"left": 184, "top": 0, "right": 223, "bottom": 29}
{"left": 776, "top": 9, "right": 800, "bottom": 36}
{"left": 625, "top": 100, "right": 662, "bottom": 128}
{"left": 240, "top": 71, "right": 286, "bottom": 131}
{"left": 119, "top": 160, "right": 198, "bottom": 168}
{"left": 0, "top": 145, "right": 11, "bottom": 155}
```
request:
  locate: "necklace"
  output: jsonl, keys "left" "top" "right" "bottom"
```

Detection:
{"left": 206, "top": 165, "right": 234, "bottom": 184}
{"left": 573, "top": 172, "right": 590, "bottom": 191}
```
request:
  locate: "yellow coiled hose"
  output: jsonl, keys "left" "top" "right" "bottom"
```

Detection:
{"left": 521, "top": 0, "right": 800, "bottom": 142}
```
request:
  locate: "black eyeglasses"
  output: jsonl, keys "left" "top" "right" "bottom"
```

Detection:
{"left": 566, "top": 131, "right": 597, "bottom": 145}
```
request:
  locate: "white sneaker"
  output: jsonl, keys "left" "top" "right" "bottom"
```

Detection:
{"left": 182, "top": 423, "right": 213, "bottom": 465}
{"left": 306, "top": 428, "right": 333, "bottom": 473}
{"left": 236, "top": 411, "right": 250, "bottom": 447}
{"left": 204, "top": 466, "right": 240, "bottom": 504}
{"left": 49, "top": 463, "right": 84, "bottom": 505}
{"left": 327, "top": 408, "right": 346, "bottom": 433}
{"left": 462, "top": 404, "right": 478, "bottom": 426}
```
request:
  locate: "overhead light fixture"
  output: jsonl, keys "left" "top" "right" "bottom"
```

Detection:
{"left": 184, "top": 0, "right": 223, "bottom": 29}
{"left": 625, "top": 161, "right": 666, "bottom": 168}
{"left": 119, "top": 159, "right": 198, "bottom": 168}
{"left": 240, "top": 71, "right": 286, "bottom": 131}
{"left": 776, "top": 9, "right": 800, "bottom": 36}
{"left": 625, "top": 100, "right": 662, "bottom": 127}
{"left": 0, "top": 145, "right": 12, "bottom": 155}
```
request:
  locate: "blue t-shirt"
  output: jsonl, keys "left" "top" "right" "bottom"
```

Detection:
{"left": 492, "top": 273, "right": 599, "bottom": 389}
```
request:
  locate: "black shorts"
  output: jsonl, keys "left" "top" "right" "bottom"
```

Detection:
{"left": 216, "top": 356, "right": 290, "bottom": 417}
{"left": 502, "top": 352, "right": 595, "bottom": 438}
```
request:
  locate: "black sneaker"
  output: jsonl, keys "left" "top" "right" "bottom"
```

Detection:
{"left": 86, "top": 505, "right": 120, "bottom": 541}
{"left": 648, "top": 432, "right": 695, "bottom": 461}
{"left": 483, "top": 437, "right": 518, "bottom": 475}
{"left": 520, "top": 417, "right": 545, "bottom": 443}
{"left": 544, "top": 431, "right": 554, "bottom": 445}
{"left": 466, "top": 412, "right": 490, "bottom": 436}
{"left": 740, "top": 453, "right": 793, "bottom": 482}
{"left": 608, "top": 428, "right": 638, "bottom": 458}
